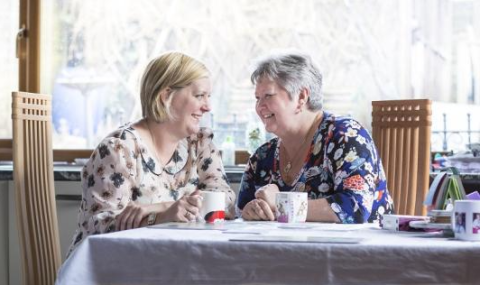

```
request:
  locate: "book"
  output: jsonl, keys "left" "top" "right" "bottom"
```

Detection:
{"left": 426, "top": 168, "right": 467, "bottom": 210}
{"left": 424, "top": 172, "right": 448, "bottom": 206}
{"left": 433, "top": 175, "right": 451, "bottom": 210}
{"left": 451, "top": 174, "right": 467, "bottom": 199}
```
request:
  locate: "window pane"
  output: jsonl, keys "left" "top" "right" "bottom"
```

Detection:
{"left": 0, "top": 0, "right": 19, "bottom": 138}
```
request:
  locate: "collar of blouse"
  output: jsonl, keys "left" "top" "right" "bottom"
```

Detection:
{"left": 128, "top": 126, "right": 190, "bottom": 175}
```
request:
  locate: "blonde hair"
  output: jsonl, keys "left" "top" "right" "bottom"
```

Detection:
{"left": 140, "top": 51, "right": 210, "bottom": 122}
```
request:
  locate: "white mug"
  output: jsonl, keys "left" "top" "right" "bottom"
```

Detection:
{"left": 451, "top": 200, "right": 480, "bottom": 241}
{"left": 200, "top": 191, "right": 225, "bottom": 223}
{"left": 276, "top": 192, "right": 308, "bottom": 223}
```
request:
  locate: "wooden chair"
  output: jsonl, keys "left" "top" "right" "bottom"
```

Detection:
{"left": 12, "top": 91, "right": 61, "bottom": 285}
{"left": 372, "top": 99, "right": 432, "bottom": 216}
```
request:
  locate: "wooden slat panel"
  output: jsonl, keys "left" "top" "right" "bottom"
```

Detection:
{"left": 371, "top": 99, "right": 432, "bottom": 216}
{"left": 15, "top": 118, "right": 33, "bottom": 283}
{"left": 12, "top": 91, "right": 61, "bottom": 285}
{"left": 408, "top": 127, "right": 420, "bottom": 215}
{"left": 13, "top": 102, "right": 52, "bottom": 111}
{"left": 388, "top": 126, "right": 398, "bottom": 208}
{"left": 416, "top": 109, "right": 432, "bottom": 216}
{"left": 39, "top": 120, "right": 51, "bottom": 282}
{"left": 45, "top": 124, "right": 56, "bottom": 283}
{"left": 12, "top": 113, "right": 50, "bottom": 121}
{"left": 396, "top": 127, "right": 406, "bottom": 214}
{"left": 402, "top": 127, "right": 412, "bottom": 214}
{"left": 34, "top": 119, "right": 47, "bottom": 283}
{"left": 373, "top": 120, "right": 432, "bottom": 128}
{"left": 26, "top": 119, "right": 40, "bottom": 283}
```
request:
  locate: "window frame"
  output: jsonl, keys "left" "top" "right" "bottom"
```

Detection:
{"left": 13, "top": 0, "right": 93, "bottom": 162}
{"left": 18, "top": 0, "right": 40, "bottom": 92}
{"left": 14, "top": 0, "right": 252, "bottom": 164}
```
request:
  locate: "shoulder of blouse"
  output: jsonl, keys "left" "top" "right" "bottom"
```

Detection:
{"left": 93, "top": 124, "right": 140, "bottom": 156}
{"left": 188, "top": 127, "right": 215, "bottom": 143}
{"left": 322, "top": 113, "right": 371, "bottom": 138}
{"left": 259, "top": 136, "right": 279, "bottom": 152}
{"left": 327, "top": 113, "right": 366, "bottom": 130}
{"left": 80, "top": 124, "right": 143, "bottom": 183}
{"left": 247, "top": 137, "right": 279, "bottom": 170}
{"left": 187, "top": 127, "right": 218, "bottom": 154}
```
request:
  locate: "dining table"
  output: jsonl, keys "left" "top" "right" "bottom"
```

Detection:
{"left": 55, "top": 220, "right": 480, "bottom": 285}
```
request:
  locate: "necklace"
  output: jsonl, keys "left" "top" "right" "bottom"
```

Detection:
{"left": 281, "top": 113, "right": 322, "bottom": 178}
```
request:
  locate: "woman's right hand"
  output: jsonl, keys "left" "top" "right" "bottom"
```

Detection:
{"left": 241, "top": 198, "right": 275, "bottom": 221}
{"left": 158, "top": 189, "right": 203, "bottom": 223}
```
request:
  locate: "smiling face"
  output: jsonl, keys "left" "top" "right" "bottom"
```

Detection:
{"left": 170, "top": 77, "right": 212, "bottom": 137}
{"left": 254, "top": 77, "right": 297, "bottom": 136}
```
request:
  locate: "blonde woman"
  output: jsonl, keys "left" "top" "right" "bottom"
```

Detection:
{"left": 67, "top": 52, "right": 236, "bottom": 255}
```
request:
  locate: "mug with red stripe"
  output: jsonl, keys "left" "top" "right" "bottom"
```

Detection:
{"left": 200, "top": 191, "right": 226, "bottom": 223}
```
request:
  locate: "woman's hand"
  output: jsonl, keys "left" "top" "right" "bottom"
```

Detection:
{"left": 115, "top": 190, "right": 203, "bottom": 231}
{"left": 157, "top": 189, "right": 203, "bottom": 223}
{"left": 241, "top": 199, "right": 275, "bottom": 221}
{"left": 115, "top": 202, "right": 156, "bottom": 231}
{"left": 255, "top": 184, "right": 280, "bottom": 212}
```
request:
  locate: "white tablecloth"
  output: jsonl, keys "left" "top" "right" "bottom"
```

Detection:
{"left": 56, "top": 221, "right": 480, "bottom": 285}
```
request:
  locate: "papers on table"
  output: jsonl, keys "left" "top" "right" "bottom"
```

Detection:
{"left": 149, "top": 221, "right": 370, "bottom": 244}
{"left": 229, "top": 235, "right": 363, "bottom": 244}
{"left": 149, "top": 220, "right": 377, "bottom": 237}
{"left": 149, "top": 222, "right": 234, "bottom": 231}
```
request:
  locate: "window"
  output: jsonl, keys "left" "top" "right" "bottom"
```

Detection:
{"left": 9, "top": 0, "right": 480, "bottom": 154}
{"left": 0, "top": 0, "right": 19, "bottom": 138}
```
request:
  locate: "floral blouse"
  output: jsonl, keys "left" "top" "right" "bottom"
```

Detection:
{"left": 237, "top": 112, "right": 394, "bottom": 223}
{"left": 67, "top": 124, "right": 236, "bottom": 255}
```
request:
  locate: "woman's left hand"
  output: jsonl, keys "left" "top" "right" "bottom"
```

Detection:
{"left": 255, "top": 184, "right": 280, "bottom": 212}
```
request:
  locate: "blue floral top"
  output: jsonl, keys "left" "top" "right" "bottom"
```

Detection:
{"left": 237, "top": 112, "right": 394, "bottom": 223}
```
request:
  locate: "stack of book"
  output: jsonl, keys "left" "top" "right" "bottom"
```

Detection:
{"left": 424, "top": 167, "right": 467, "bottom": 211}
{"left": 381, "top": 167, "right": 467, "bottom": 232}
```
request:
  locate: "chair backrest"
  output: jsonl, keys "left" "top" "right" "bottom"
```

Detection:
{"left": 12, "top": 91, "right": 61, "bottom": 285}
{"left": 372, "top": 99, "right": 432, "bottom": 216}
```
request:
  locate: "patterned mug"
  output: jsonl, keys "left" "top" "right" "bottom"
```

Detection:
{"left": 276, "top": 192, "right": 308, "bottom": 223}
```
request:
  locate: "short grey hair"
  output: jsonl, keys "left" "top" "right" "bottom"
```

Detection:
{"left": 250, "top": 51, "right": 323, "bottom": 111}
